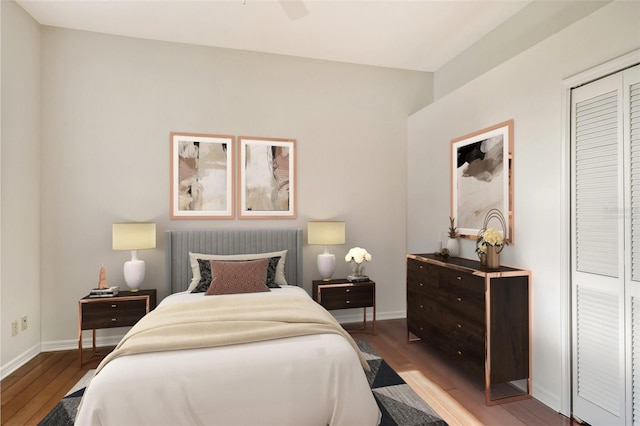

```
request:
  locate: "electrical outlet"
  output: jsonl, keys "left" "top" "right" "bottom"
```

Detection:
{"left": 21, "top": 316, "right": 28, "bottom": 331}
{"left": 11, "top": 320, "right": 18, "bottom": 336}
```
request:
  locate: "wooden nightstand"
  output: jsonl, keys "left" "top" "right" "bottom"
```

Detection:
{"left": 78, "top": 289, "right": 157, "bottom": 366}
{"left": 312, "top": 279, "right": 376, "bottom": 335}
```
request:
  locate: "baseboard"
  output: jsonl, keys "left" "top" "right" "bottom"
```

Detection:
{"left": 41, "top": 335, "right": 126, "bottom": 353}
{"left": 0, "top": 343, "right": 41, "bottom": 380}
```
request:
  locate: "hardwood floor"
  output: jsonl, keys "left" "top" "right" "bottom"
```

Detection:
{"left": 357, "top": 319, "right": 576, "bottom": 426}
{"left": 1, "top": 346, "right": 108, "bottom": 426}
{"left": 1, "top": 318, "right": 574, "bottom": 425}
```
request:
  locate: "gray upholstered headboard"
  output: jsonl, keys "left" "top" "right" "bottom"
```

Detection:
{"left": 165, "top": 228, "right": 303, "bottom": 294}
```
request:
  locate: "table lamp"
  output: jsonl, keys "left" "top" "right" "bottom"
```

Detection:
{"left": 112, "top": 222, "right": 156, "bottom": 291}
{"left": 308, "top": 221, "right": 345, "bottom": 281}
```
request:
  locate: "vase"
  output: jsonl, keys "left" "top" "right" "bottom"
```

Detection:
{"left": 486, "top": 246, "right": 501, "bottom": 269}
{"left": 350, "top": 261, "right": 366, "bottom": 278}
{"left": 446, "top": 238, "right": 459, "bottom": 257}
{"left": 348, "top": 261, "right": 368, "bottom": 281}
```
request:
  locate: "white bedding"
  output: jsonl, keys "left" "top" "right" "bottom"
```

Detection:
{"left": 75, "top": 286, "right": 381, "bottom": 426}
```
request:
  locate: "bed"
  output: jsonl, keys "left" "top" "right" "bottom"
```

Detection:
{"left": 75, "top": 228, "right": 381, "bottom": 426}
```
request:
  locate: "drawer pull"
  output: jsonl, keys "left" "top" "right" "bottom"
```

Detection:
{"left": 419, "top": 265, "right": 423, "bottom": 269}
{"left": 419, "top": 305, "right": 424, "bottom": 309}
{"left": 111, "top": 318, "right": 117, "bottom": 322}
{"left": 419, "top": 282, "right": 424, "bottom": 287}
{"left": 457, "top": 323, "right": 462, "bottom": 328}
{"left": 345, "top": 300, "right": 351, "bottom": 304}
{"left": 111, "top": 304, "right": 117, "bottom": 308}
{"left": 457, "top": 276, "right": 461, "bottom": 280}
{"left": 457, "top": 350, "right": 462, "bottom": 355}
{"left": 419, "top": 327, "right": 424, "bottom": 331}
{"left": 457, "top": 297, "right": 462, "bottom": 302}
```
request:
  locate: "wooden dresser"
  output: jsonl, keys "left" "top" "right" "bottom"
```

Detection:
{"left": 406, "top": 253, "right": 531, "bottom": 405}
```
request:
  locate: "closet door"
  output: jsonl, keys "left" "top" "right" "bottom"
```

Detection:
{"left": 571, "top": 72, "right": 625, "bottom": 425}
{"left": 625, "top": 65, "right": 640, "bottom": 426}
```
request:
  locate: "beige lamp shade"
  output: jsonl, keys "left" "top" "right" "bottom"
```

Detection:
{"left": 307, "top": 221, "right": 345, "bottom": 245}
{"left": 112, "top": 222, "right": 157, "bottom": 251}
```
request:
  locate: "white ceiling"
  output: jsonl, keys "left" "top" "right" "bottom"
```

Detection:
{"left": 16, "top": 0, "right": 533, "bottom": 72}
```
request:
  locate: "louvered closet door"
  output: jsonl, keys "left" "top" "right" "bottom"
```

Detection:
{"left": 624, "top": 65, "right": 640, "bottom": 426}
{"left": 571, "top": 71, "right": 625, "bottom": 426}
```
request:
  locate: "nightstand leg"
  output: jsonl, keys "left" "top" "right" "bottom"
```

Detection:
{"left": 78, "top": 330, "right": 83, "bottom": 367}
{"left": 92, "top": 329, "right": 97, "bottom": 357}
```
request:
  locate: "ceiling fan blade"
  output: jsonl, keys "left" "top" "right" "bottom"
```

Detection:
{"left": 279, "top": 0, "right": 309, "bottom": 20}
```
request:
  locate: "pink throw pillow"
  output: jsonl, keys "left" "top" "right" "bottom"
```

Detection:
{"left": 205, "top": 258, "right": 270, "bottom": 295}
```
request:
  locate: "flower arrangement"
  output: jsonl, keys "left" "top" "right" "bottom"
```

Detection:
{"left": 345, "top": 247, "right": 371, "bottom": 280}
{"left": 475, "top": 238, "right": 487, "bottom": 254}
{"left": 345, "top": 247, "right": 372, "bottom": 264}
{"left": 481, "top": 227, "right": 505, "bottom": 247}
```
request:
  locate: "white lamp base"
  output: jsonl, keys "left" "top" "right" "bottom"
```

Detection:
{"left": 123, "top": 250, "right": 145, "bottom": 291}
{"left": 317, "top": 248, "right": 336, "bottom": 281}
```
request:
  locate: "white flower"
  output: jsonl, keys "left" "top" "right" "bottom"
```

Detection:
{"left": 482, "top": 228, "right": 504, "bottom": 246}
{"left": 345, "top": 247, "right": 372, "bottom": 264}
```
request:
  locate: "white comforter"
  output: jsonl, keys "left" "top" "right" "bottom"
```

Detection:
{"left": 75, "top": 286, "right": 381, "bottom": 426}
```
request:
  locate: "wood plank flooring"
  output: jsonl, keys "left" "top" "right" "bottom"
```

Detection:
{"left": 357, "top": 319, "right": 576, "bottom": 426}
{"left": 1, "top": 318, "right": 575, "bottom": 425}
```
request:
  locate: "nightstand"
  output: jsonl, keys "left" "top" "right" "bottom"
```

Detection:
{"left": 312, "top": 279, "right": 376, "bottom": 335}
{"left": 78, "top": 289, "right": 157, "bottom": 366}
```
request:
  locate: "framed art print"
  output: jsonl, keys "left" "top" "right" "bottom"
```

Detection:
{"left": 170, "top": 132, "right": 234, "bottom": 219}
{"left": 238, "top": 136, "right": 296, "bottom": 219}
{"left": 451, "top": 120, "right": 513, "bottom": 242}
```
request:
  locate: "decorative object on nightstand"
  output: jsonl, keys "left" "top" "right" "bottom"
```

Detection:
{"left": 477, "top": 209, "right": 508, "bottom": 269}
{"left": 345, "top": 247, "right": 371, "bottom": 282}
{"left": 112, "top": 222, "right": 156, "bottom": 291}
{"left": 308, "top": 221, "right": 345, "bottom": 281}
{"left": 97, "top": 264, "right": 108, "bottom": 289}
{"left": 446, "top": 216, "right": 459, "bottom": 257}
{"left": 89, "top": 286, "right": 119, "bottom": 298}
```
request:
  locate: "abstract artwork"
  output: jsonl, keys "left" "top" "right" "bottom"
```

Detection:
{"left": 170, "top": 132, "right": 234, "bottom": 219}
{"left": 238, "top": 137, "right": 296, "bottom": 219}
{"left": 451, "top": 120, "right": 513, "bottom": 241}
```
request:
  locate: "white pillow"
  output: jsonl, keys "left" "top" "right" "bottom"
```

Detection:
{"left": 187, "top": 250, "right": 288, "bottom": 292}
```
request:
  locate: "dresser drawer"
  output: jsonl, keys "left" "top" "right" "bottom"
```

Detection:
{"left": 439, "top": 308, "right": 485, "bottom": 343}
{"left": 438, "top": 336, "right": 485, "bottom": 380}
{"left": 81, "top": 298, "right": 148, "bottom": 329}
{"left": 407, "top": 259, "right": 438, "bottom": 284}
{"left": 439, "top": 269, "right": 485, "bottom": 321}
{"left": 439, "top": 268, "right": 485, "bottom": 295}
{"left": 407, "top": 293, "right": 439, "bottom": 326}
{"left": 319, "top": 284, "right": 374, "bottom": 310}
{"left": 407, "top": 276, "right": 438, "bottom": 299}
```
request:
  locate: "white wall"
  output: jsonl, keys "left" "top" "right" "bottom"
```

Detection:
{"left": 0, "top": 0, "right": 41, "bottom": 374}
{"left": 434, "top": 0, "right": 610, "bottom": 99}
{"left": 36, "top": 27, "right": 432, "bottom": 348}
{"left": 408, "top": 1, "right": 639, "bottom": 412}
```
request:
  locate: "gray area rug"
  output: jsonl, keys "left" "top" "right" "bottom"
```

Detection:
{"left": 357, "top": 341, "right": 448, "bottom": 426}
{"left": 39, "top": 343, "right": 447, "bottom": 426}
